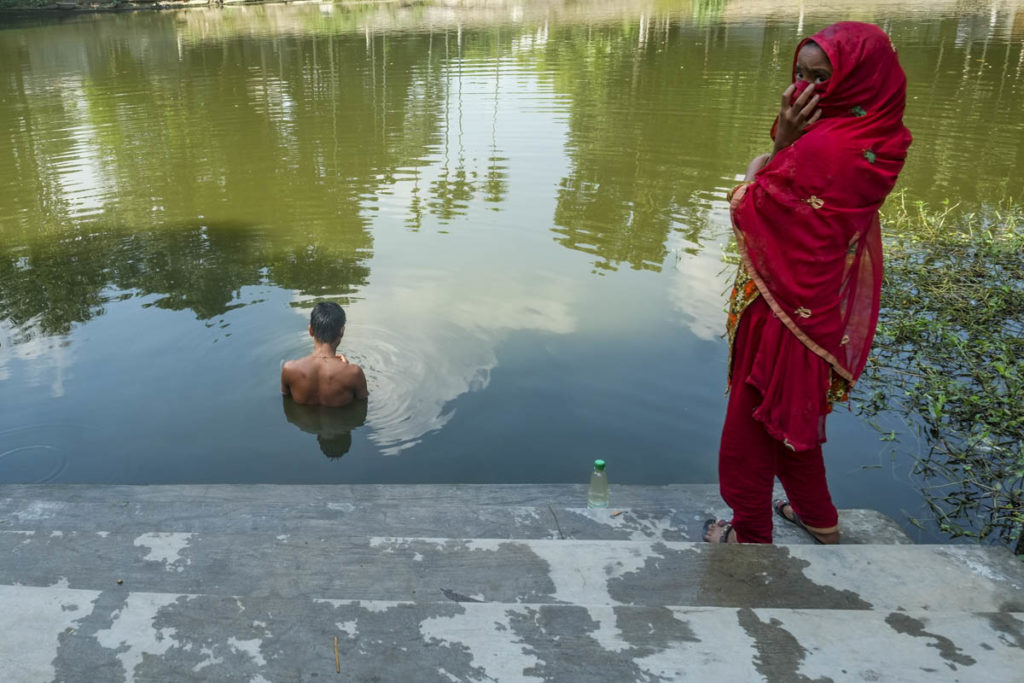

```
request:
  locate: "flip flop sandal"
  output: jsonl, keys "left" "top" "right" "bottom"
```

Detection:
{"left": 773, "top": 499, "right": 829, "bottom": 545}
{"left": 702, "top": 518, "right": 735, "bottom": 544}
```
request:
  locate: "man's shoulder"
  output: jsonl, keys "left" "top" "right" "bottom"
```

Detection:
{"left": 333, "top": 360, "right": 364, "bottom": 378}
{"left": 282, "top": 357, "right": 312, "bottom": 374}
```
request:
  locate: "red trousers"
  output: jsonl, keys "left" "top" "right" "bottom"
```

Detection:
{"left": 719, "top": 298, "right": 839, "bottom": 543}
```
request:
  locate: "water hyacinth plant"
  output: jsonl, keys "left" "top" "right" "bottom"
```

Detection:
{"left": 859, "top": 192, "right": 1024, "bottom": 555}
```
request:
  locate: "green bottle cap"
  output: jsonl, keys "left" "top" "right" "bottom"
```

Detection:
{"left": 594, "top": 459, "right": 606, "bottom": 470}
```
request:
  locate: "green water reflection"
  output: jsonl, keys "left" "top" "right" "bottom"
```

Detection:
{"left": 3, "top": 3, "right": 1022, "bottom": 331}
{"left": 0, "top": 1, "right": 1022, "bottom": 509}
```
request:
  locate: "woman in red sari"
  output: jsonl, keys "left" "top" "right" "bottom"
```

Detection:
{"left": 704, "top": 22, "right": 912, "bottom": 544}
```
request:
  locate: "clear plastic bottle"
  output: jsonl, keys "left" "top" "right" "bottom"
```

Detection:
{"left": 587, "top": 459, "right": 609, "bottom": 509}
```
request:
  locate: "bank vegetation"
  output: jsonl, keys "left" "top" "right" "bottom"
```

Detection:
{"left": 859, "top": 193, "right": 1024, "bottom": 555}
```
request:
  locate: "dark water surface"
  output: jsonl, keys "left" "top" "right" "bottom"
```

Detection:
{"left": 2, "top": 1, "right": 1023, "bottom": 539}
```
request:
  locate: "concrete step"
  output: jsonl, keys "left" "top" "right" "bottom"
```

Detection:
{"left": 2, "top": 485, "right": 1022, "bottom": 681}
{"left": 0, "top": 484, "right": 911, "bottom": 544}
{"left": 3, "top": 583, "right": 1021, "bottom": 683}
{"left": 3, "top": 530, "right": 1022, "bottom": 612}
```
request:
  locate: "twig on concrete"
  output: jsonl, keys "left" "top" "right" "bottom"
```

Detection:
{"left": 548, "top": 504, "right": 565, "bottom": 539}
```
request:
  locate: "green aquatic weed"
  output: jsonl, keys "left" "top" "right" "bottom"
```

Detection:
{"left": 858, "top": 192, "right": 1024, "bottom": 555}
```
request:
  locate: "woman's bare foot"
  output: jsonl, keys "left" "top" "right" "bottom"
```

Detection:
{"left": 773, "top": 500, "right": 840, "bottom": 545}
{"left": 702, "top": 519, "right": 740, "bottom": 543}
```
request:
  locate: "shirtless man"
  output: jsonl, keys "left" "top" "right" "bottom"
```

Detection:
{"left": 281, "top": 302, "right": 369, "bottom": 407}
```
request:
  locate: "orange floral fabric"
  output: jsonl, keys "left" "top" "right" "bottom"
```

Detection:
{"left": 727, "top": 262, "right": 850, "bottom": 409}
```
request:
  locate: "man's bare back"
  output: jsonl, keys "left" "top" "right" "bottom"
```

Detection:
{"left": 281, "top": 354, "right": 368, "bottom": 407}
{"left": 282, "top": 302, "right": 369, "bottom": 407}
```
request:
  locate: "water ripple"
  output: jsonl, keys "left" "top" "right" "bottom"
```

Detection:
{"left": 0, "top": 424, "right": 78, "bottom": 483}
{"left": 348, "top": 323, "right": 467, "bottom": 455}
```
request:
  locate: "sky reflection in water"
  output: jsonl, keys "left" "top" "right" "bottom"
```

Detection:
{"left": 1, "top": 0, "right": 1022, "bottom": 539}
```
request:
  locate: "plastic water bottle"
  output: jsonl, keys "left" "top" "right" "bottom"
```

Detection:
{"left": 587, "top": 459, "right": 609, "bottom": 509}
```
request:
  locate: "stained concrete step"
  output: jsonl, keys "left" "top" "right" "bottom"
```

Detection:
{"left": 2, "top": 486, "right": 1022, "bottom": 682}
{"left": 0, "top": 484, "right": 911, "bottom": 544}
{"left": 4, "top": 584, "right": 1021, "bottom": 683}
{"left": 3, "top": 530, "right": 1022, "bottom": 612}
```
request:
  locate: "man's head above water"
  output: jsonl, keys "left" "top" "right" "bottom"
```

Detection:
{"left": 310, "top": 301, "right": 346, "bottom": 345}
{"left": 282, "top": 300, "right": 368, "bottom": 407}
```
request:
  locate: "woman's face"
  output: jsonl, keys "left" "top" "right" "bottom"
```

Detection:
{"left": 795, "top": 42, "right": 833, "bottom": 84}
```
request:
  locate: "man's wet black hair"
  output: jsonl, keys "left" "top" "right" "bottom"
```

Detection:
{"left": 310, "top": 302, "right": 346, "bottom": 343}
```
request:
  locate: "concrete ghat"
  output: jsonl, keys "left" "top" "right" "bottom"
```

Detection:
{"left": 1, "top": 531, "right": 1022, "bottom": 612}
{"left": 0, "top": 484, "right": 912, "bottom": 544}
{"left": 1, "top": 484, "right": 1021, "bottom": 682}
{"left": 0, "top": 582, "right": 98, "bottom": 682}
{"left": 1, "top": 585, "right": 1021, "bottom": 683}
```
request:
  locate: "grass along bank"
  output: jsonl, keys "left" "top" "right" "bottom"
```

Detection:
{"left": 858, "top": 192, "right": 1024, "bottom": 555}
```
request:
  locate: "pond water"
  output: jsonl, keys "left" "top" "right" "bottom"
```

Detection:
{"left": 1, "top": 0, "right": 1022, "bottom": 539}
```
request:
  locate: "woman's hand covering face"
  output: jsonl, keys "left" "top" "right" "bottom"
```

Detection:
{"left": 774, "top": 83, "right": 823, "bottom": 152}
{"left": 772, "top": 42, "right": 833, "bottom": 153}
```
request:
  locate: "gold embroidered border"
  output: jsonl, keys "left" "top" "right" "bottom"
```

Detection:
{"left": 729, "top": 183, "right": 856, "bottom": 385}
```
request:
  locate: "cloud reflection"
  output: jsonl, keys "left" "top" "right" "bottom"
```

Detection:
{"left": 667, "top": 190, "right": 734, "bottom": 342}
{"left": 293, "top": 268, "right": 576, "bottom": 454}
{"left": 0, "top": 321, "right": 72, "bottom": 398}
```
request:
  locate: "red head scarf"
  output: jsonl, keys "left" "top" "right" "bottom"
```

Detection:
{"left": 731, "top": 22, "right": 912, "bottom": 384}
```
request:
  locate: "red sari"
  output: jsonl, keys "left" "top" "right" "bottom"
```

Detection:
{"left": 720, "top": 23, "right": 912, "bottom": 543}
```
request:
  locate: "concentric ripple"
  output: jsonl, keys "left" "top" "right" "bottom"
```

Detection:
{"left": 348, "top": 323, "right": 490, "bottom": 456}
{"left": 0, "top": 424, "right": 76, "bottom": 483}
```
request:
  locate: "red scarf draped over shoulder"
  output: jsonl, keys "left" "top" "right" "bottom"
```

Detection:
{"left": 731, "top": 22, "right": 912, "bottom": 385}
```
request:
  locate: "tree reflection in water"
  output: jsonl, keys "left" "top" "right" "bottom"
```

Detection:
{"left": 3, "top": 5, "right": 1023, "bottom": 340}
{"left": 1, "top": 3, "right": 1023, "bottom": 495}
